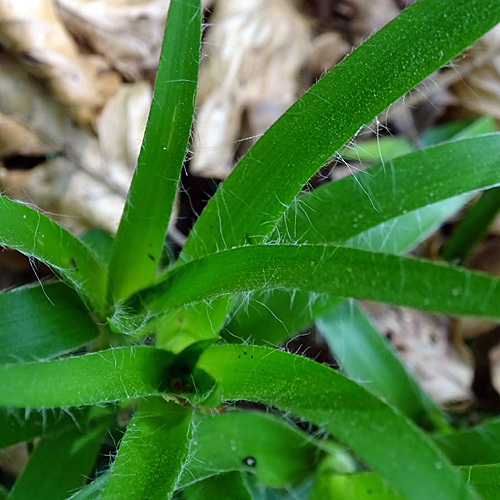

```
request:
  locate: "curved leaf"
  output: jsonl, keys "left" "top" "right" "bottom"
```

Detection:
{"left": 0, "top": 282, "right": 99, "bottom": 363}
{"left": 181, "top": 0, "right": 500, "bottom": 262}
{"left": 195, "top": 345, "right": 478, "bottom": 500}
{"left": 180, "top": 411, "right": 339, "bottom": 488}
{"left": 275, "top": 134, "right": 500, "bottom": 247}
{"left": 0, "top": 347, "right": 172, "bottom": 408}
{"left": 0, "top": 196, "right": 106, "bottom": 313}
{"left": 108, "top": 0, "right": 201, "bottom": 300}
{"left": 116, "top": 245, "right": 500, "bottom": 333}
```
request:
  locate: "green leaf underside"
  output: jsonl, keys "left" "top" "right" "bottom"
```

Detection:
{"left": 181, "top": 411, "right": 330, "bottom": 489}
{"left": 0, "top": 282, "right": 99, "bottom": 363}
{"left": 181, "top": 0, "right": 500, "bottom": 262}
{"left": 275, "top": 133, "right": 500, "bottom": 247}
{"left": 316, "top": 301, "right": 441, "bottom": 427}
{"left": 102, "top": 398, "right": 192, "bottom": 500}
{"left": 182, "top": 473, "right": 251, "bottom": 500}
{"left": 0, "top": 347, "right": 172, "bottom": 408}
{"left": 108, "top": 0, "right": 201, "bottom": 301}
{"left": 310, "top": 466, "right": 500, "bottom": 500}
{"left": 119, "top": 245, "right": 500, "bottom": 333}
{"left": 8, "top": 422, "right": 106, "bottom": 500}
{"left": 195, "top": 345, "right": 477, "bottom": 500}
{"left": 0, "top": 196, "right": 106, "bottom": 313}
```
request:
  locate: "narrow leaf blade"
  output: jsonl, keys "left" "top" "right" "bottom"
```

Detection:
{"left": 0, "top": 282, "right": 99, "bottom": 363}
{"left": 181, "top": 0, "right": 500, "bottom": 261}
{"left": 102, "top": 398, "right": 192, "bottom": 500}
{"left": 0, "top": 347, "right": 172, "bottom": 408}
{"left": 117, "top": 245, "right": 500, "bottom": 331}
{"left": 108, "top": 0, "right": 201, "bottom": 300}
{"left": 0, "top": 196, "right": 106, "bottom": 313}
{"left": 196, "top": 345, "right": 478, "bottom": 500}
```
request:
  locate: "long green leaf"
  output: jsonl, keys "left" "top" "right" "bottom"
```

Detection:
{"left": 8, "top": 422, "right": 106, "bottom": 500}
{"left": 0, "top": 347, "right": 172, "bottom": 408}
{"left": 181, "top": 0, "right": 500, "bottom": 262}
{"left": 102, "top": 398, "right": 192, "bottom": 500}
{"left": 115, "top": 245, "right": 500, "bottom": 333}
{"left": 195, "top": 345, "right": 478, "bottom": 500}
{"left": 225, "top": 126, "right": 499, "bottom": 344}
{"left": 108, "top": 0, "right": 201, "bottom": 301}
{"left": 0, "top": 196, "right": 106, "bottom": 313}
{"left": 275, "top": 134, "right": 500, "bottom": 247}
{"left": 316, "top": 300, "right": 443, "bottom": 429}
{"left": 0, "top": 282, "right": 99, "bottom": 363}
{"left": 434, "top": 417, "right": 500, "bottom": 466}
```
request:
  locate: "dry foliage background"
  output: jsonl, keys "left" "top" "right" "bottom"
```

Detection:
{"left": 1, "top": 0, "right": 500, "bottom": 408}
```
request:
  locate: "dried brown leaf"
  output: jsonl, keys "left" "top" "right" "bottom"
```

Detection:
{"left": 0, "top": 54, "right": 151, "bottom": 234}
{"left": 192, "top": 0, "right": 312, "bottom": 177}
{"left": 0, "top": 0, "right": 120, "bottom": 126}
{"left": 451, "top": 25, "right": 500, "bottom": 121}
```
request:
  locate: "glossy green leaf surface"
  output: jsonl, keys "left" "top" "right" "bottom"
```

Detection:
{"left": 316, "top": 300, "right": 442, "bottom": 429}
{"left": 182, "top": 472, "right": 252, "bottom": 500}
{"left": 8, "top": 421, "right": 106, "bottom": 500}
{"left": 118, "top": 245, "right": 500, "bottom": 333}
{"left": 0, "top": 282, "right": 99, "bottom": 363}
{"left": 181, "top": 0, "right": 500, "bottom": 262}
{"left": 0, "top": 347, "right": 172, "bottom": 408}
{"left": 108, "top": 0, "right": 201, "bottom": 301}
{"left": 0, "top": 196, "right": 106, "bottom": 313}
{"left": 102, "top": 398, "right": 193, "bottom": 500}
{"left": 195, "top": 345, "right": 478, "bottom": 500}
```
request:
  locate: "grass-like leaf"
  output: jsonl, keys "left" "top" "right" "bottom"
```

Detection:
{"left": 107, "top": 0, "right": 201, "bottom": 301}
{"left": 195, "top": 345, "right": 478, "bottom": 500}
{"left": 0, "top": 196, "right": 106, "bottom": 313}
{"left": 434, "top": 417, "right": 500, "bottom": 466}
{"left": 102, "top": 398, "right": 193, "bottom": 500}
{"left": 275, "top": 133, "right": 500, "bottom": 247}
{"left": 0, "top": 282, "right": 99, "bottom": 363}
{"left": 181, "top": 0, "right": 500, "bottom": 262}
{"left": 0, "top": 347, "right": 172, "bottom": 408}
{"left": 117, "top": 245, "right": 500, "bottom": 332}
{"left": 8, "top": 421, "right": 107, "bottom": 500}
{"left": 316, "top": 300, "right": 442, "bottom": 427}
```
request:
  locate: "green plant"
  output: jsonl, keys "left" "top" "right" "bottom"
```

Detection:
{"left": 2, "top": 0, "right": 500, "bottom": 499}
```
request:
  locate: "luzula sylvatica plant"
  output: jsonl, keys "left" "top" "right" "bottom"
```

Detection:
{"left": 2, "top": 1, "right": 500, "bottom": 499}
